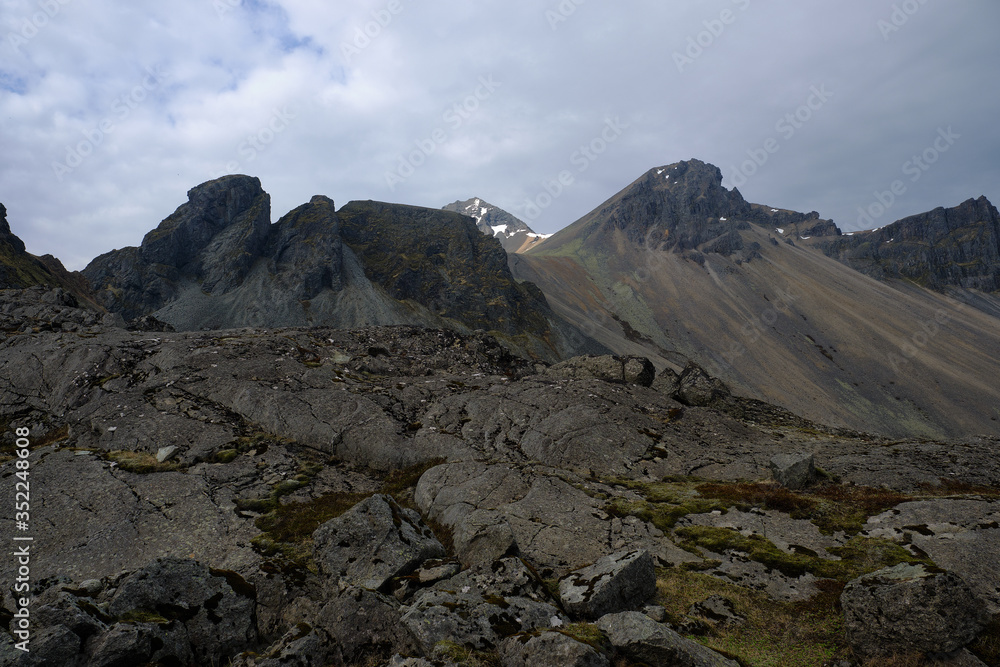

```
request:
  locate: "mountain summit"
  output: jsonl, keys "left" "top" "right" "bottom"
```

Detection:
{"left": 530, "top": 159, "right": 757, "bottom": 261}
{"left": 442, "top": 197, "right": 550, "bottom": 254}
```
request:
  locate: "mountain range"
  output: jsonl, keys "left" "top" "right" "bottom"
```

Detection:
{"left": 3, "top": 160, "right": 1000, "bottom": 665}
{"left": 3, "top": 159, "right": 1000, "bottom": 439}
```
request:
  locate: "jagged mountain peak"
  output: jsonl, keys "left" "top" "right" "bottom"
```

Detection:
{"left": 528, "top": 158, "right": 753, "bottom": 259}
{"left": 442, "top": 196, "right": 550, "bottom": 253}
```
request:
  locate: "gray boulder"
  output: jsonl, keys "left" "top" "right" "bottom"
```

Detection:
{"left": 769, "top": 452, "right": 816, "bottom": 489}
{"left": 596, "top": 611, "right": 740, "bottom": 667}
{"left": 500, "top": 631, "right": 610, "bottom": 667}
{"left": 558, "top": 550, "right": 656, "bottom": 619}
{"left": 674, "top": 362, "right": 730, "bottom": 407}
{"left": 312, "top": 494, "right": 445, "bottom": 592}
{"left": 545, "top": 355, "right": 655, "bottom": 387}
{"left": 841, "top": 564, "right": 990, "bottom": 660}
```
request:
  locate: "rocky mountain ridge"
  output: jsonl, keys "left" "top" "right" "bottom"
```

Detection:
{"left": 817, "top": 195, "right": 1000, "bottom": 294}
{"left": 78, "top": 176, "right": 600, "bottom": 362}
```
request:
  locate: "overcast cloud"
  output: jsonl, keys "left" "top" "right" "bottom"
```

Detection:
{"left": 2, "top": 0, "right": 998, "bottom": 270}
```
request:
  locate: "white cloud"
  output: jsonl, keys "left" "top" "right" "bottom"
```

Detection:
{"left": 1, "top": 0, "right": 998, "bottom": 269}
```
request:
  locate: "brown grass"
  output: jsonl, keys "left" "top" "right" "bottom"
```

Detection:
{"left": 654, "top": 568, "right": 848, "bottom": 666}
{"left": 696, "top": 482, "right": 816, "bottom": 515}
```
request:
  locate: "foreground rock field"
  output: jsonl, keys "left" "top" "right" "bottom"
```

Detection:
{"left": 1, "top": 288, "right": 998, "bottom": 666}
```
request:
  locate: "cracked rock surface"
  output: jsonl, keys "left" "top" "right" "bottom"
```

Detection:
{"left": 1, "top": 302, "right": 999, "bottom": 664}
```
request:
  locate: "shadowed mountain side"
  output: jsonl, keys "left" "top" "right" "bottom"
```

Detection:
{"left": 0, "top": 203, "right": 100, "bottom": 308}
{"left": 515, "top": 161, "right": 1000, "bottom": 439}
{"left": 816, "top": 196, "right": 1000, "bottom": 294}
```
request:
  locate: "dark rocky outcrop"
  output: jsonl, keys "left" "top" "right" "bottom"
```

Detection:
{"left": 536, "top": 160, "right": 754, "bottom": 259}
{"left": 83, "top": 175, "right": 271, "bottom": 320}
{"left": 821, "top": 196, "right": 1000, "bottom": 293}
{"left": 78, "top": 180, "right": 596, "bottom": 361}
{"left": 544, "top": 354, "right": 656, "bottom": 387}
{"left": 338, "top": 200, "right": 552, "bottom": 337}
{"left": 312, "top": 494, "right": 445, "bottom": 593}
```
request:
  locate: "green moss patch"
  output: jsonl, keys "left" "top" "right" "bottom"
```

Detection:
{"left": 674, "top": 526, "right": 932, "bottom": 583}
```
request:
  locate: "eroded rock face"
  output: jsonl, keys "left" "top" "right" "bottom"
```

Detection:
{"left": 415, "top": 463, "right": 688, "bottom": 578}
{"left": 820, "top": 196, "right": 1000, "bottom": 293}
{"left": 106, "top": 558, "right": 258, "bottom": 664}
{"left": 312, "top": 494, "right": 445, "bottom": 593}
{"left": 399, "top": 558, "right": 567, "bottom": 652}
{"left": 841, "top": 564, "right": 990, "bottom": 660}
{"left": 558, "top": 550, "right": 656, "bottom": 619}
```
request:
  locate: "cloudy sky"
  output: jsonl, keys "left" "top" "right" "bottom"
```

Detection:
{"left": 2, "top": 0, "right": 998, "bottom": 270}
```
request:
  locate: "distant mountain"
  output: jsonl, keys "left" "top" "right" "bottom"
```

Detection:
{"left": 0, "top": 202, "right": 99, "bottom": 304}
{"left": 512, "top": 159, "right": 1000, "bottom": 438}
{"left": 816, "top": 196, "right": 1000, "bottom": 294}
{"left": 442, "top": 197, "right": 550, "bottom": 254}
{"left": 81, "top": 176, "right": 601, "bottom": 361}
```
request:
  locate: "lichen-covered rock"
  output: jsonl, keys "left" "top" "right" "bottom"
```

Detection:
{"left": 415, "top": 463, "right": 690, "bottom": 578}
{"left": 312, "top": 494, "right": 445, "bottom": 592}
{"left": 596, "top": 611, "right": 739, "bottom": 667}
{"left": 841, "top": 564, "right": 989, "bottom": 660}
{"left": 500, "top": 631, "right": 610, "bottom": 667}
{"left": 318, "top": 587, "right": 421, "bottom": 665}
{"left": 228, "top": 623, "right": 333, "bottom": 667}
{"left": 86, "top": 621, "right": 195, "bottom": 667}
{"left": 0, "top": 624, "right": 83, "bottom": 667}
{"left": 558, "top": 550, "right": 655, "bottom": 619}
